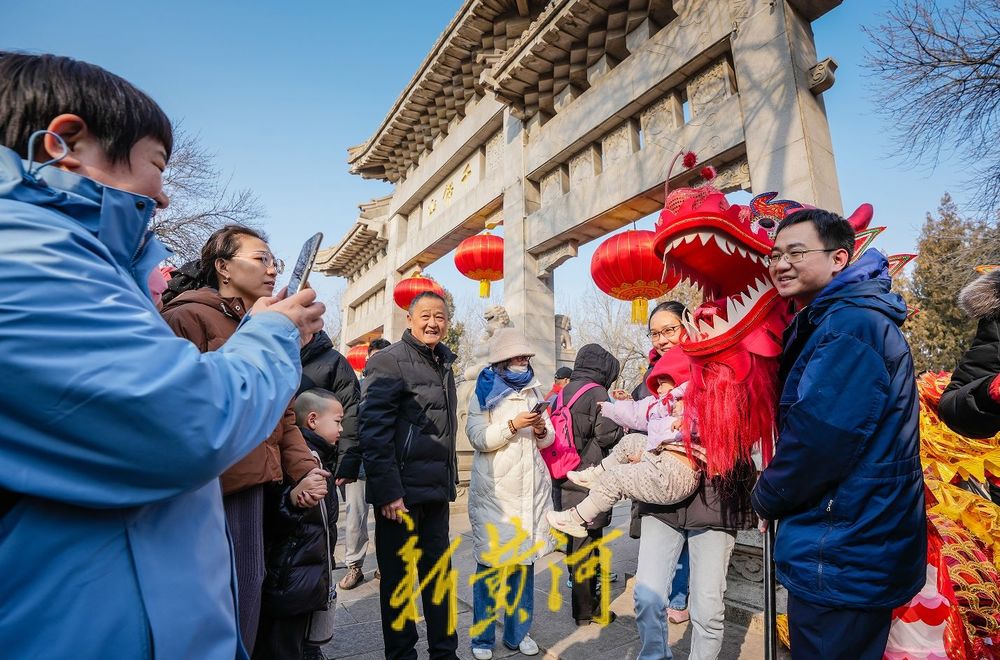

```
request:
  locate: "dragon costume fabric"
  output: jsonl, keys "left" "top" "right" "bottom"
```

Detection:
{"left": 883, "top": 372, "right": 1000, "bottom": 660}
{"left": 651, "top": 181, "right": 876, "bottom": 477}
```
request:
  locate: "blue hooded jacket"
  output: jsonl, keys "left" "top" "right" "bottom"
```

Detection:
{"left": 0, "top": 147, "right": 303, "bottom": 659}
{"left": 751, "top": 250, "right": 926, "bottom": 609}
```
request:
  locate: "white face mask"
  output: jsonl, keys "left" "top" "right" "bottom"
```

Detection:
{"left": 508, "top": 364, "right": 529, "bottom": 373}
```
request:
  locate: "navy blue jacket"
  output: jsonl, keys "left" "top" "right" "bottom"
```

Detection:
{"left": 751, "top": 250, "right": 926, "bottom": 609}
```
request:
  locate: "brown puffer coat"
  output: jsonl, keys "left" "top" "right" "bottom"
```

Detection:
{"left": 161, "top": 288, "right": 316, "bottom": 494}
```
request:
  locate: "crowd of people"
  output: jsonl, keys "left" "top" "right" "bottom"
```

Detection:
{"left": 1, "top": 51, "right": 998, "bottom": 660}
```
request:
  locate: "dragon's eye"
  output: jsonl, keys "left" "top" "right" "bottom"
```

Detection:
{"left": 757, "top": 218, "right": 776, "bottom": 229}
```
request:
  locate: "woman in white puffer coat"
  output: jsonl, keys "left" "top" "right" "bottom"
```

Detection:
{"left": 466, "top": 328, "right": 556, "bottom": 660}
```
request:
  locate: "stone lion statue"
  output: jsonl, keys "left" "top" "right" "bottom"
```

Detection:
{"left": 555, "top": 313, "right": 573, "bottom": 350}
{"left": 483, "top": 305, "right": 511, "bottom": 341}
{"left": 462, "top": 305, "right": 512, "bottom": 382}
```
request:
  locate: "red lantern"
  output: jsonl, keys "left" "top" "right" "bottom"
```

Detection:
{"left": 454, "top": 232, "right": 504, "bottom": 298}
{"left": 393, "top": 272, "right": 446, "bottom": 310}
{"left": 346, "top": 343, "right": 369, "bottom": 372}
{"left": 591, "top": 229, "right": 678, "bottom": 324}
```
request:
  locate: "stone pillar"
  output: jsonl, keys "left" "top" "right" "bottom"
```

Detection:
{"left": 501, "top": 110, "right": 557, "bottom": 386}
{"left": 731, "top": 0, "right": 842, "bottom": 213}
{"left": 382, "top": 212, "right": 410, "bottom": 341}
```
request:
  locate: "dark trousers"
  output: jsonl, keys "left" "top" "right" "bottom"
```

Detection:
{"left": 787, "top": 592, "right": 892, "bottom": 660}
{"left": 252, "top": 612, "right": 309, "bottom": 660}
{"left": 567, "top": 528, "right": 604, "bottom": 621}
{"left": 374, "top": 500, "right": 458, "bottom": 660}
{"left": 224, "top": 484, "right": 266, "bottom": 655}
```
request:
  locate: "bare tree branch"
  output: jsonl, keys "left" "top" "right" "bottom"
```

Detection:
{"left": 568, "top": 283, "right": 702, "bottom": 391}
{"left": 322, "top": 285, "right": 344, "bottom": 348}
{"left": 152, "top": 126, "right": 265, "bottom": 263}
{"left": 864, "top": 0, "right": 1000, "bottom": 213}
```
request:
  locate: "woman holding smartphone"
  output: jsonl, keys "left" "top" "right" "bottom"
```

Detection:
{"left": 160, "top": 225, "right": 325, "bottom": 654}
{"left": 465, "top": 328, "right": 556, "bottom": 660}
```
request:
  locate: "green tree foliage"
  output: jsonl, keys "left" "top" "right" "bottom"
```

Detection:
{"left": 898, "top": 194, "right": 998, "bottom": 373}
{"left": 443, "top": 290, "right": 465, "bottom": 372}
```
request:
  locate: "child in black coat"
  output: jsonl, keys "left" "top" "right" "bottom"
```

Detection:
{"left": 254, "top": 390, "right": 344, "bottom": 660}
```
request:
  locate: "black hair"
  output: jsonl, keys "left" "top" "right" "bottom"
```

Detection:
{"left": 160, "top": 224, "right": 267, "bottom": 304}
{"left": 0, "top": 52, "right": 173, "bottom": 164}
{"left": 408, "top": 291, "right": 448, "bottom": 314}
{"left": 294, "top": 388, "right": 342, "bottom": 427}
{"left": 368, "top": 338, "right": 391, "bottom": 355}
{"left": 776, "top": 208, "right": 856, "bottom": 260}
{"left": 648, "top": 300, "right": 689, "bottom": 328}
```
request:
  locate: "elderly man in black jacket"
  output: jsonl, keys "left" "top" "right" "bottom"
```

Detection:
{"left": 359, "top": 291, "right": 459, "bottom": 660}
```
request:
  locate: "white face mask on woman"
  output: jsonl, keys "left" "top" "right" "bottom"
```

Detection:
{"left": 507, "top": 364, "right": 529, "bottom": 373}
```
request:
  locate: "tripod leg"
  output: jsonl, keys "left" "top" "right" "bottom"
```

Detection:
{"left": 763, "top": 523, "right": 777, "bottom": 660}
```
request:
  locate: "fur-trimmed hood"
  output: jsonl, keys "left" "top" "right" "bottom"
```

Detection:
{"left": 959, "top": 270, "right": 1000, "bottom": 320}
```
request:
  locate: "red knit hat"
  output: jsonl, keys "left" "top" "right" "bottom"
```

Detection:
{"left": 645, "top": 346, "right": 691, "bottom": 394}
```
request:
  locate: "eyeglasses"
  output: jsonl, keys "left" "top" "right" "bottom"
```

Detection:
{"left": 764, "top": 248, "right": 836, "bottom": 267}
{"left": 648, "top": 324, "right": 683, "bottom": 340}
{"left": 232, "top": 252, "right": 285, "bottom": 274}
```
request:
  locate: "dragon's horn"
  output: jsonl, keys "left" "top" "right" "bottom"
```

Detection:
{"left": 887, "top": 254, "right": 917, "bottom": 277}
{"left": 846, "top": 203, "right": 873, "bottom": 232}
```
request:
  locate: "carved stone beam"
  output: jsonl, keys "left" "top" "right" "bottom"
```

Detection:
{"left": 536, "top": 240, "right": 579, "bottom": 276}
{"left": 808, "top": 57, "right": 838, "bottom": 95}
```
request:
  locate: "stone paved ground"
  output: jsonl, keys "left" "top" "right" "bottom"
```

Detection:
{"left": 322, "top": 500, "right": 788, "bottom": 660}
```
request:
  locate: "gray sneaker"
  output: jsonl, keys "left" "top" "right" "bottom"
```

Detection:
{"left": 338, "top": 565, "right": 364, "bottom": 590}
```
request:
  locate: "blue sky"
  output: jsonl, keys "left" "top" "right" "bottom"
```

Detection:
{"left": 1, "top": 1, "right": 970, "bottom": 321}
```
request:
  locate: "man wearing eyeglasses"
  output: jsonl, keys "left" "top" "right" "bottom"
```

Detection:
{"left": 751, "top": 209, "right": 925, "bottom": 659}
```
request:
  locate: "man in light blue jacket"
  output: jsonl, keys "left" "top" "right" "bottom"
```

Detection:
{"left": 0, "top": 52, "right": 325, "bottom": 659}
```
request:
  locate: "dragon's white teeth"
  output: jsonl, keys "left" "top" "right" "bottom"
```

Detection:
{"left": 735, "top": 245, "right": 748, "bottom": 259}
{"left": 726, "top": 297, "right": 739, "bottom": 321}
{"left": 697, "top": 231, "right": 713, "bottom": 244}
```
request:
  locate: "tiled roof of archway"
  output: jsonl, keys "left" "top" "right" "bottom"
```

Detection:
{"left": 315, "top": 196, "right": 391, "bottom": 278}
{"left": 486, "top": 0, "right": 677, "bottom": 119}
{"left": 347, "top": 0, "right": 547, "bottom": 183}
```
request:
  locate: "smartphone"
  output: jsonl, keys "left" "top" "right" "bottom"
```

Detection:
{"left": 285, "top": 232, "right": 324, "bottom": 295}
{"left": 531, "top": 401, "right": 551, "bottom": 415}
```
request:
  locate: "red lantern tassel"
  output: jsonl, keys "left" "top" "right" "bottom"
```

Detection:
{"left": 479, "top": 280, "right": 490, "bottom": 298}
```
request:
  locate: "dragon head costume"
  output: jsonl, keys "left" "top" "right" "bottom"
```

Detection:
{"left": 650, "top": 176, "right": 893, "bottom": 476}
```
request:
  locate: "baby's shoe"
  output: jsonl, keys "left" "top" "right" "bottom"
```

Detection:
{"left": 547, "top": 509, "right": 588, "bottom": 538}
{"left": 567, "top": 465, "right": 602, "bottom": 488}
